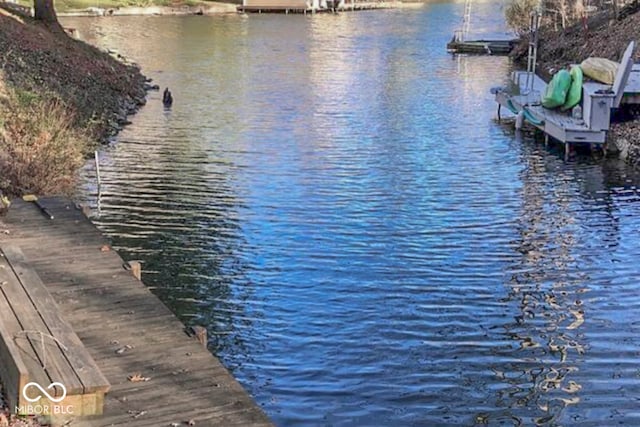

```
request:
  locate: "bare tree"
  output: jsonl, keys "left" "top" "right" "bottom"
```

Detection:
{"left": 573, "top": 0, "right": 585, "bottom": 20}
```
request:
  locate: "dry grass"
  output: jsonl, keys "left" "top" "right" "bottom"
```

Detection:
{"left": 0, "top": 78, "right": 90, "bottom": 197}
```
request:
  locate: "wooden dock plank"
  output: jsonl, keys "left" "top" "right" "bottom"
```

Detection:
{"left": 0, "top": 276, "right": 32, "bottom": 411}
{"left": 0, "top": 199, "right": 272, "bottom": 427}
{"left": 2, "top": 245, "right": 110, "bottom": 395}
{"left": 0, "top": 250, "right": 83, "bottom": 397}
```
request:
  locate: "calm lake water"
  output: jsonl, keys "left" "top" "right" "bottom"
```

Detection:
{"left": 66, "top": 4, "right": 640, "bottom": 426}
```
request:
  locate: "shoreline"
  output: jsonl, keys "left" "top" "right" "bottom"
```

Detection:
{"left": 58, "top": 1, "right": 237, "bottom": 17}
{"left": 56, "top": 0, "right": 423, "bottom": 17}
{"left": 0, "top": 9, "right": 149, "bottom": 194}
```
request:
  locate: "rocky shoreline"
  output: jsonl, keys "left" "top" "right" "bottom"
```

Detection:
{"left": 0, "top": 11, "right": 149, "bottom": 145}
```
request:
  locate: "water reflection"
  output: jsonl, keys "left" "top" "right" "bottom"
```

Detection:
{"left": 492, "top": 134, "right": 583, "bottom": 425}
{"left": 68, "top": 5, "right": 640, "bottom": 427}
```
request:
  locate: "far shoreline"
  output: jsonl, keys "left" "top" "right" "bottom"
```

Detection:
{"left": 56, "top": 0, "right": 425, "bottom": 17}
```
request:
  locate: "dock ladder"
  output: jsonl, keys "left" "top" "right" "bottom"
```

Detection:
{"left": 523, "top": 10, "right": 542, "bottom": 95}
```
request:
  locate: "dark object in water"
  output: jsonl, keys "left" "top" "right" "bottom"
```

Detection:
{"left": 163, "top": 88, "right": 173, "bottom": 107}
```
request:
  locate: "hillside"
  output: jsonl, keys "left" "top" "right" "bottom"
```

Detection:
{"left": 512, "top": 5, "right": 640, "bottom": 78}
{"left": 0, "top": 10, "right": 147, "bottom": 197}
{"left": 0, "top": 11, "right": 146, "bottom": 141}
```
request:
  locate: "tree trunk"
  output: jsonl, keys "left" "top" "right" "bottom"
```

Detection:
{"left": 33, "top": 0, "right": 63, "bottom": 31}
{"left": 559, "top": 0, "right": 568, "bottom": 29}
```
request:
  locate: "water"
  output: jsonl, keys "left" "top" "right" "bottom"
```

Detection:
{"left": 66, "top": 4, "right": 640, "bottom": 426}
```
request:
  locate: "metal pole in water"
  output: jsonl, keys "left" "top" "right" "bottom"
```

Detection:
{"left": 94, "top": 151, "right": 101, "bottom": 190}
{"left": 95, "top": 150, "right": 102, "bottom": 216}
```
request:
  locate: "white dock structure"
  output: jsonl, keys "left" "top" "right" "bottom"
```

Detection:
{"left": 495, "top": 41, "right": 637, "bottom": 158}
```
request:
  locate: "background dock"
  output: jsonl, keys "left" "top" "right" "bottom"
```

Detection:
{"left": 0, "top": 198, "right": 272, "bottom": 427}
{"left": 446, "top": 38, "right": 516, "bottom": 55}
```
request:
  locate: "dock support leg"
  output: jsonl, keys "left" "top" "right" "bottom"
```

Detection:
{"left": 544, "top": 134, "right": 549, "bottom": 148}
{"left": 565, "top": 143, "right": 571, "bottom": 161}
{"left": 129, "top": 261, "right": 142, "bottom": 281}
{"left": 515, "top": 111, "right": 524, "bottom": 130}
{"left": 190, "top": 326, "right": 208, "bottom": 348}
{"left": 497, "top": 104, "right": 501, "bottom": 122}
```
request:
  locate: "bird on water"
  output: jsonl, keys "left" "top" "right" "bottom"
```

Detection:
{"left": 163, "top": 88, "right": 173, "bottom": 107}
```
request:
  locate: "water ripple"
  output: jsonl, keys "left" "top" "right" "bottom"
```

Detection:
{"left": 68, "top": 5, "right": 640, "bottom": 427}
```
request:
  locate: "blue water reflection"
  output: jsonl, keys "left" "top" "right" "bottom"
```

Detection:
{"left": 69, "top": 4, "right": 640, "bottom": 426}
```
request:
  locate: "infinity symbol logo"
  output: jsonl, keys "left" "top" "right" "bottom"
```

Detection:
{"left": 22, "top": 382, "right": 67, "bottom": 403}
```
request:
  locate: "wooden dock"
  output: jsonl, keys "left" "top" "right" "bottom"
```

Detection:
{"left": 494, "top": 41, "right": 637, "bottom": 158}
{"left": 0, "top": 198, "right": 272, "bottom": 427}
{"left": 446, "top": 39, "right": 516, "bottom": 55}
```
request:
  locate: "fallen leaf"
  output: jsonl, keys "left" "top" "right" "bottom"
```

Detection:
{"left": 187, "top": 420, "right": 196, "bottom": 426}
{"left": 116, "top": 344, "right": 134, "bottom": 354}
{"left": 100, "top": 245, "right": 111, "bottom": 252}
{"left": 128, "top": 410, "right": 147, "bottom": 418}
{"left": 128, "top": 373, "right": 151, "bottom": 382}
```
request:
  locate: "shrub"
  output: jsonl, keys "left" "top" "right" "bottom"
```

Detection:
{"left": 0, "top": 79, "right": 89, "bottom": 197}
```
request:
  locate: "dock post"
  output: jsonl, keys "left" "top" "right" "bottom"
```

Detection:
{"left": 565, "top": 143, "right": 571, "bottom": 161}
{"left": 515, "top": 111, "right": 524, "bottom": 130}
{"left": 544, "top": 134, "right": 549, "bottom": 147}
{"left": 129, "top": 261, "right": 142, "bottom": 280}
{"left": 497, "top": 104, "right": 501, "bottom": 121}
{"left": 190, "top": 326, "right": 208, "bottom": 348}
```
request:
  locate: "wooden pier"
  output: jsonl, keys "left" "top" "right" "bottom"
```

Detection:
{"left": 446, "top": 38, "right": 516, "bottom": 55}
{"left": 0, "top": 198, "right": 272, "bottom": 427}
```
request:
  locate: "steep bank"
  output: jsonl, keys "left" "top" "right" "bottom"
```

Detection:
{"left": 511, "top": 8, "right": 640, "bottom": 163}
{"left": 0, "top": 12, "right": 147, "bottom": 143}
{"left": 0, "top": 11, "right": 148, "bottom": 198}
